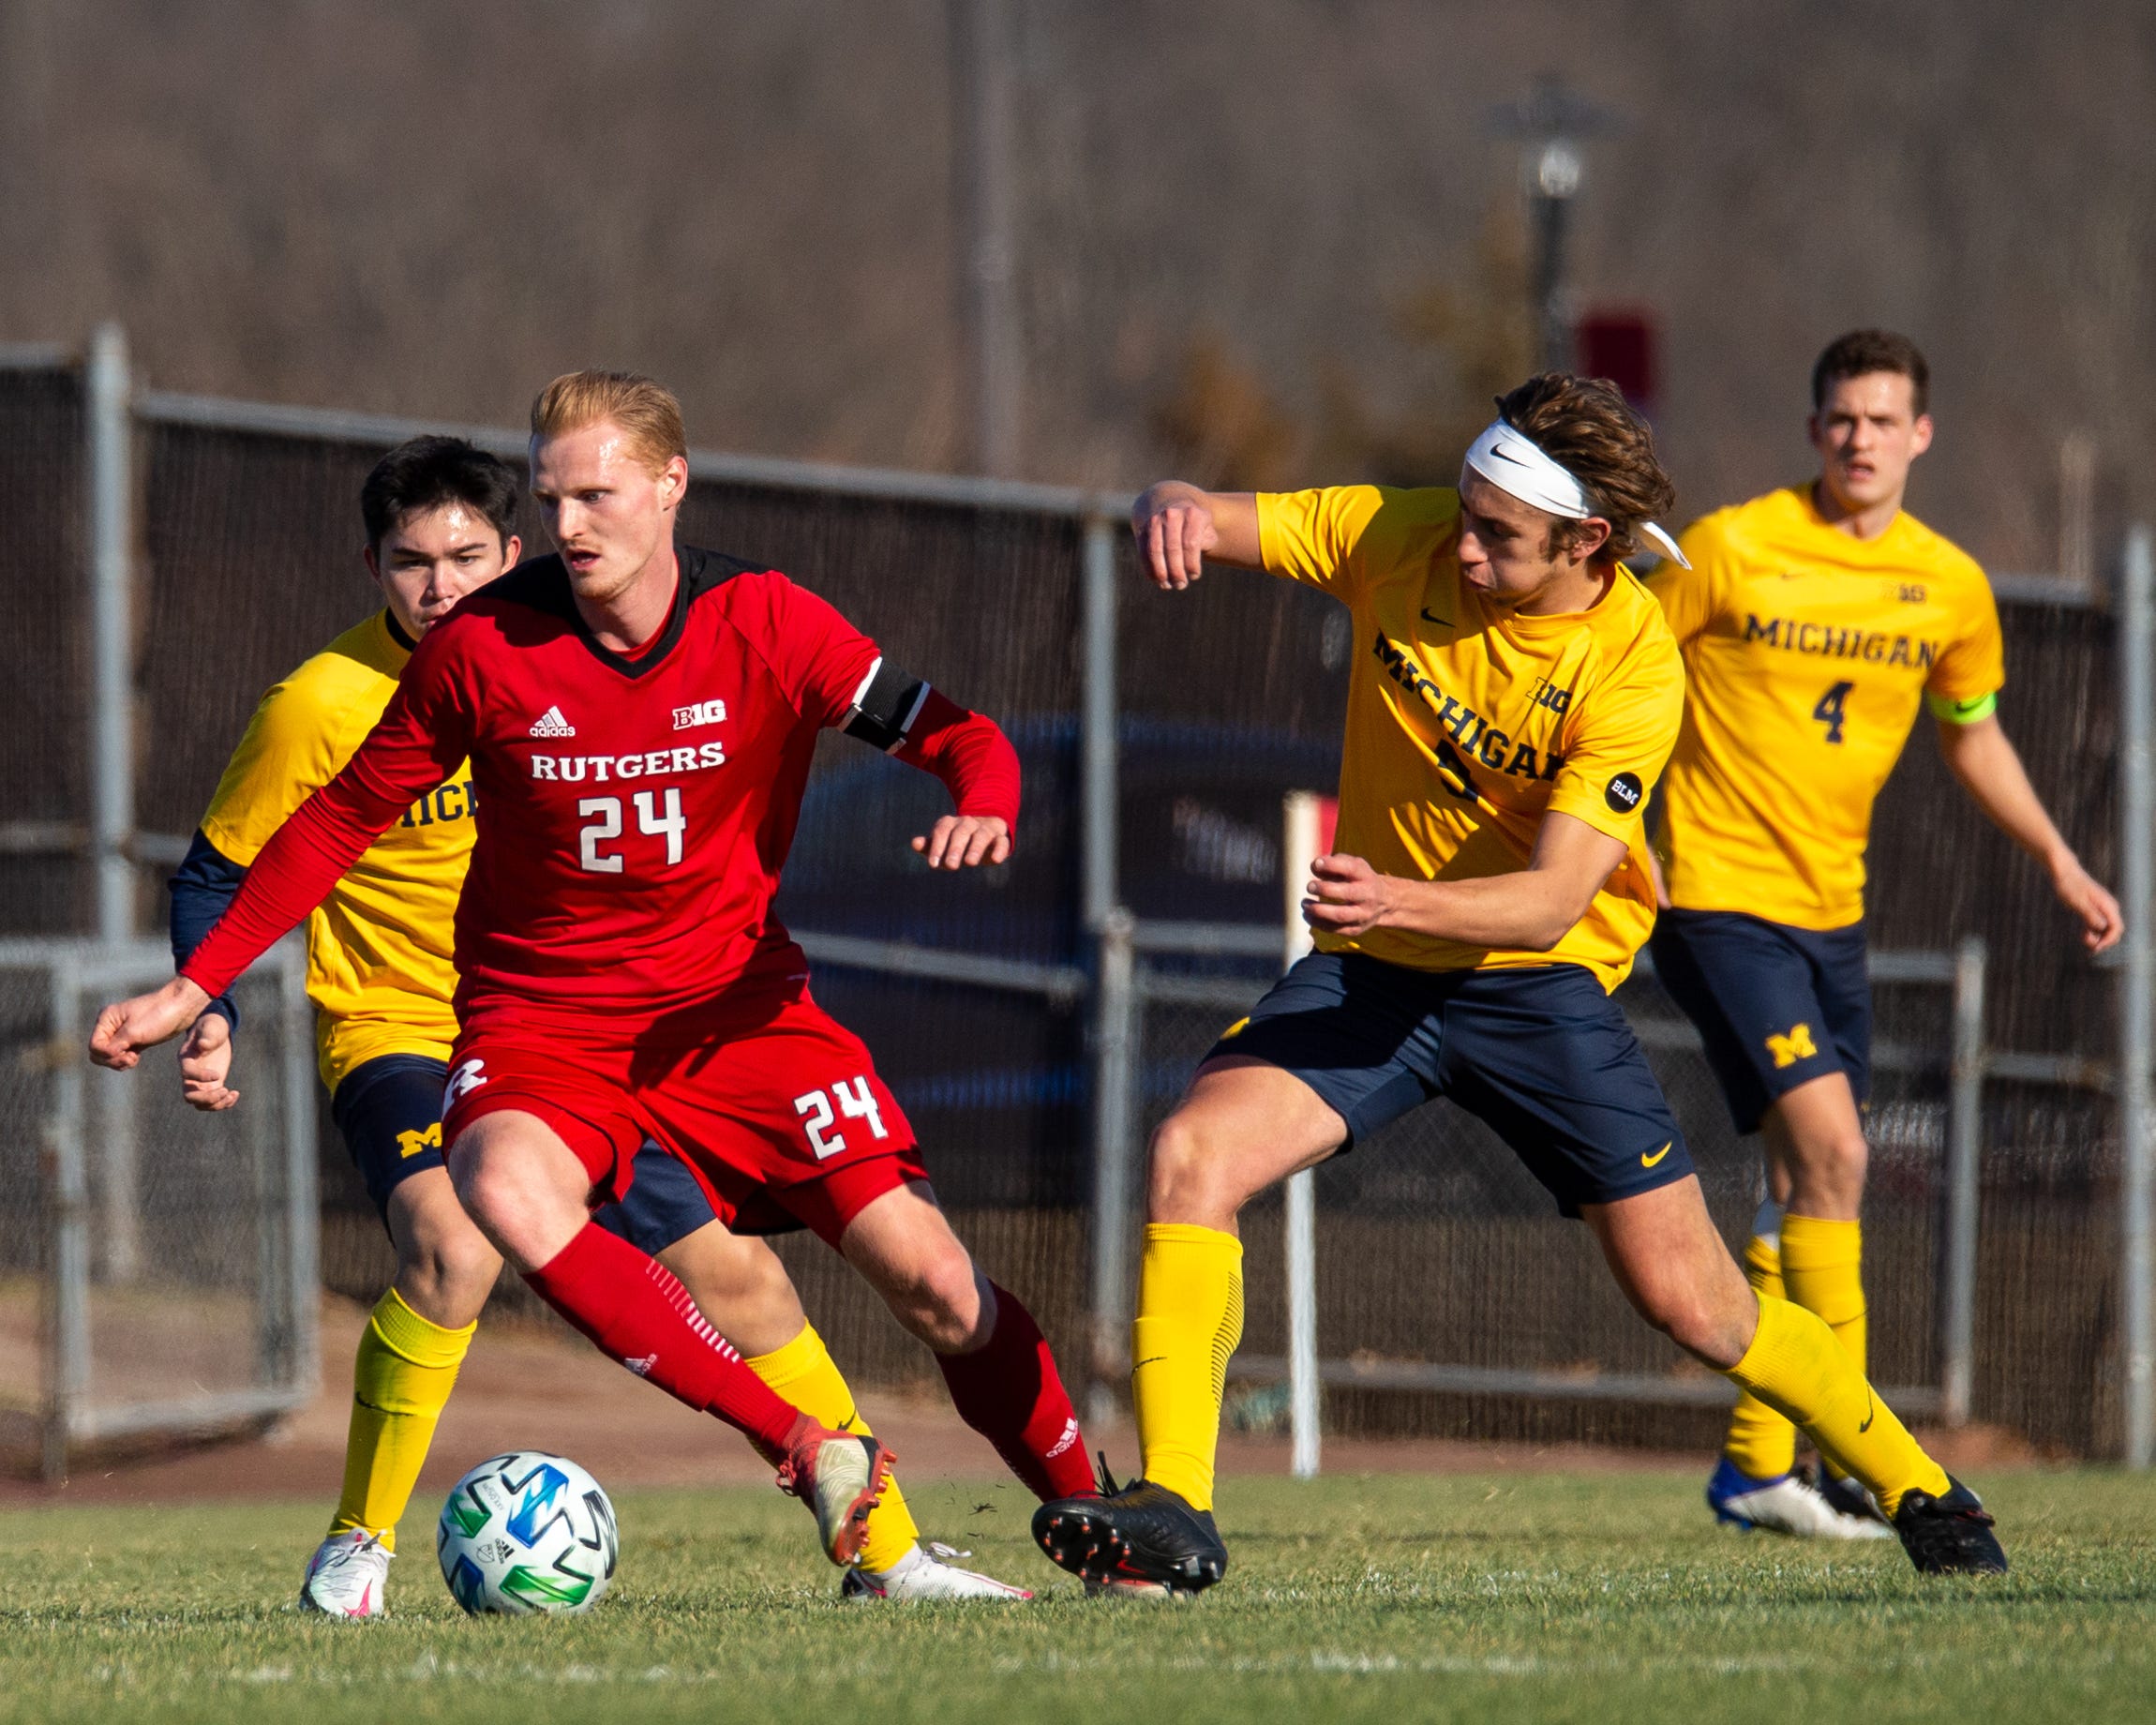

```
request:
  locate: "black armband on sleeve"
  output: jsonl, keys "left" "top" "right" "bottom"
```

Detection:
{"left": 840, "top": 657, "right": 932, "bottom": 753}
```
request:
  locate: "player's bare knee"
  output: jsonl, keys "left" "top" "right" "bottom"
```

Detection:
{"left": 428, "top": 1223, "right": 502, "bottom": 1310}
{"left": 1146, "top": 1112, "right": 1243, "bottom": 1223}
{"left": 1634, "top": 1279, "right": 1749, "bottom": 1371}
{"left": 892, "top": 1246, "right": 987, "bottom": 1352}
{"left": 1785, "top": 1124, "right": 1868, "bottom": 1210}
{"left": 446, "top": 1136, "right": 561, "bottom": 1268}
{"left": 396, "top": 1227, "right": 499, "bottom": 1328}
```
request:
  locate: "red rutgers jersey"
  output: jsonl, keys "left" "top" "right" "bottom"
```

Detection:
{"left": 183, "top": 547, "right": 1020, "bottom": 1016}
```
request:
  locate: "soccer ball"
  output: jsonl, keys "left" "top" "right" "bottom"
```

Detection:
{"left": 437, "top": 1451, "right": 619, "bottom": 1616}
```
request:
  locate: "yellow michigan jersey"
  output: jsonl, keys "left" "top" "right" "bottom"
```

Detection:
{"left": 1652, "top": 486, "right": 2005, "bottom": 929}
{"left": 200, "top": 610, "right": 474, "bottom": 1091}
{"left": 1257, "top": 486, "right": 1685, "bottom": 990}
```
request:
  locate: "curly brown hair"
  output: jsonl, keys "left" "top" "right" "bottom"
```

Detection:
{"left": 1492, "top": 373, "right": 1676, "bottom": 563}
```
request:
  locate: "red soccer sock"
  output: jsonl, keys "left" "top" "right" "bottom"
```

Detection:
{"left": 936, "top": 1280, "right": 1096, "bottom": 1501}
{"left": 523, "top": 1222, "right": 802, "bottom": 1462}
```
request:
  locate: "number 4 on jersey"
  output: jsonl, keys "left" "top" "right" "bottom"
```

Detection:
{"left": 1812, "top": 680, "right": 1854, "bottom": 744}
{"left": 793, "top": 1076, "right": 889, "bottom": 1160}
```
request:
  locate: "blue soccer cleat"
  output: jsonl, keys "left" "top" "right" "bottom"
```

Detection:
{"left": 1707, "top": 1455, "right": 1894, "bottom": 1539}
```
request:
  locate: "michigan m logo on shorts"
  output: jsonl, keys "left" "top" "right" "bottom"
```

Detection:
{"left": 1765, "top": 1023, "right": 1819, "bottom": 1069}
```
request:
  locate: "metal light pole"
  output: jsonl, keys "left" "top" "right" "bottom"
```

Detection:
{"left": 1489, "top": 77, "right": 1619, "bottom": 375}
{"left": 949, "top": 0, "right": 1021, "bottom": 477}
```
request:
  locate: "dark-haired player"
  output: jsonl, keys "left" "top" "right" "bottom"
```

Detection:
{"left": 173, "top": 436, "right": 1026, "bottom": 1612}
{"left": 99, "top": 374, "right": 1097, "bottom": 1588}
{"left": 1647, "top": 331, "right": 2120, "bottom": 1537}
{"left": 1032, "top": 373, "right": 2007, "bottom": 1594}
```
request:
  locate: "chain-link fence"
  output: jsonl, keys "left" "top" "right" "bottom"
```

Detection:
{"left": 0, "top": 938, "right": 317, "bottom": 1478}
{"left": 1, "top": 334, "right": 2146, "bottom": 1459}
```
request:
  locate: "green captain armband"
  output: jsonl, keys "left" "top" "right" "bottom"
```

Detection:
{"left": 1926, "top": 688, "right": 1999, "bottom": 725}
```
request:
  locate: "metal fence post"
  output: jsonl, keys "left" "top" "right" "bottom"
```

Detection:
{"left": 43, "top": 955, "right": 90, "bottom": 1481}
{"left": 1087, "top": 907, "right": 1138, "bottom": 1428}
{"left": 1940, "top": 935, "right": 1985, "bottom": 1426}
{"left": 1081, "top": 514, "right": 1118, "bottom": 931}
{"left": 2120, "top": 523, "right": 2154, "bottom": 1468}
{"left": 87, "top": 322, "right": 142, "bottom": 1284}
{"left": 89, "top": 322, "right": 134, "bottom": 943}
{"left": 1281, "top": 794, "right": 1325, "bottom": 1477}
{"left": 281, "top": 939, "right": 322, "bottom": 1402}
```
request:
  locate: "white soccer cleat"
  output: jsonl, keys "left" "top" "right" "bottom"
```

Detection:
{"left": 840, "top": 1542, "right": 1034, "bottom": 1602}
{"left": 299, "top": 1529, "right": 394, "bottom": 1618}
{"left": 1707, "top": 1459, "right": 1894, "bottom": 1540}
{"left": 1083, "top": 1574, "right": 1174, "bottom": 1599}
{"left": 775, "top": 1421, "right": 893, "bottom": 1567}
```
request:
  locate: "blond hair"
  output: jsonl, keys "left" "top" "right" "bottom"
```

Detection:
{"left": 530, "top": 369, "right": 688, "bottom": 474}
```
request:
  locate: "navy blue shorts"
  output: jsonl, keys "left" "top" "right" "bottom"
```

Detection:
{"left": 1205, "top": 952, "right": 1694, "bottom": 1218}
{"left": 330, "top": 1053, "right": 718, "bottom": 1252}
{"left": 1647, "top": 908, "right": 1871, "bottom": 1135}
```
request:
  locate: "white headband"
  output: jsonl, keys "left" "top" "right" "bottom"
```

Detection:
{"left": 1461, "top": 418, "right": 1689, "bottom": 569}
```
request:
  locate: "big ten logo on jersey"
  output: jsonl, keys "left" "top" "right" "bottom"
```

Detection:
{"left": 399, "top": 777, "right": 476, "bottom": 831}
{"left": 793, "top": 1076, "right": 889, "bottom": 1161}
{"left": 1529, "top": 676, "right": 1573, "bottom": 716}
{"left": 672, "top": 698, "right": 727, "bottom": 730}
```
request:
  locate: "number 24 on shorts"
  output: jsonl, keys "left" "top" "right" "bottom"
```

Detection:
{"left": 794, "top": 1076, "right": 889, "bottom": 1160}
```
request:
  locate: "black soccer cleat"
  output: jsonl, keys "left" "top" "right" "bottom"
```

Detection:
{"left": 1032, "top": 1458, "right": 1229, "bottom": 1597}
{"left": 1813, "top": 1467, "right": 1890, "bottom": 1529}
{"left": 1892, "top": 1476, "right": 2009, "bottom": 1575}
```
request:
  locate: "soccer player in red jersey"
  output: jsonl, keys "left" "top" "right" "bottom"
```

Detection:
{"left": 92, "top": 370, "right": 1097, "bottom": 1569}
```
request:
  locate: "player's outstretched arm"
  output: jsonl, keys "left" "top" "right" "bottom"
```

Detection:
{"left": 90, "top": 975, "right": 213, "bottom": 1071}
{"left": 1936, "top": 713, "right": 2123, "bottom": 952}
{"left": 886, "top": 688, "right": 1020, "bottom": 870}
{"left": 1302, "top": 812, "right": 1628, "bottom": 952}
{"left": 1131, "top": 483, "right": 1261, "bottom": 590}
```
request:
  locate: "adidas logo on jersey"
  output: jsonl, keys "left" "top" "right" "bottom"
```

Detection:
{"left": 529, "top": 705, "right": 576, "bottom": 738}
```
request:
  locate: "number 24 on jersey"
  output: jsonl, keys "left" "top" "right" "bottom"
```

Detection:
{"left": 577, "top": 789, "right": 686, "bottom": 872}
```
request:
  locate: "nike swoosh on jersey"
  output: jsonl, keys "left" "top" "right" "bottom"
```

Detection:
{"left": 1641, "top": 1142, "right": 1671, "bottom": 1167}
{"left": 1419, "top": 606, "right": 1450, "bottom": 626}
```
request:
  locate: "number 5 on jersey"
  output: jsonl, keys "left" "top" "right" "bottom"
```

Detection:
{"left": 577, "top": 788, "right": 686, "bottom": 873}
{"left": 794, "top": 1076, "right": 889, "bottom": 1160}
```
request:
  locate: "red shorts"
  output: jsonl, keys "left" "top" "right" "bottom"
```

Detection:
{"left": 442, "top": 982, "right": 927, "bottom": 1248}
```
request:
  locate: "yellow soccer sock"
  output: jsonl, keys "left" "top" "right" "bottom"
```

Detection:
{"left": 1780, "top": 1213, "right": 1867, "bottom": 1478}
{"left": 1724, "top": 1293, "right": 1948, "bottom": 1516}
{"left": 331, "top": 1287, "right": 476, "bottom": 1552}
{"left": 746, "top": 1323, "right": 921, "bottom": 1573}
{"left": 1779, "top": 1212, "right": 1866, "bottom": 1367}
{"left": 1130, "top": 1222, "right": 1244, "bottom": 1513}
{"left": 1722, "top": 1208, "right": 1799, "bottom": 1480}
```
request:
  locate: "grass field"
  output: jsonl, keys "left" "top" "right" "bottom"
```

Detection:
{"left": 4, "top": 1470, "right": 2153, "bottom": 1724}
